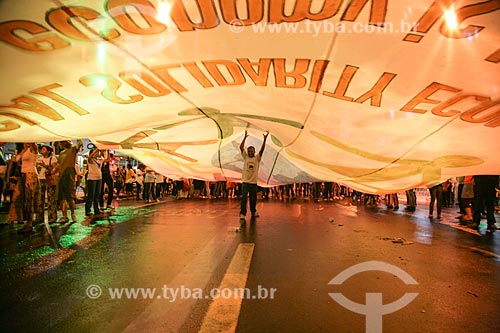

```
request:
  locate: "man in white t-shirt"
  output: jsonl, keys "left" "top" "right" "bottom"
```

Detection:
{"left": 239, "top": 130, "right": 269, "bottom": 219}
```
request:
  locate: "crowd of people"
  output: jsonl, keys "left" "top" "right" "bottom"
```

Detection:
{"left": 0, "top": 141, "right": 498, "bottom": 233}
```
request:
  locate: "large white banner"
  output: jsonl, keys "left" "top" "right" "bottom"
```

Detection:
{"left": 1, "top": 0, "right": 499, "bottom": 193}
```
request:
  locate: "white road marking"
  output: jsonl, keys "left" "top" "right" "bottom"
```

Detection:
{"left": 123, "top": 232, "right": 238, "bottom": 332}
{"left": 20, "top": 227, "right": 110, "bottom": 279}
{"left": 21, "top": 248, "right": 76, "bottom": 279}
{"left": 469, "top": 247, "right": 500, "bottom": 259}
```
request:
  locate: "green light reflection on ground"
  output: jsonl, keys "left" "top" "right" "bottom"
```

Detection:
{"left": 58, "top": 223, "right": 93, "bottom": 248}
{"left": 0, "top": 245, "right": 54, "bottom": 274}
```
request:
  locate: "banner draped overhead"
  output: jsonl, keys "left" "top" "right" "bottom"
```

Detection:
{"left": 1, "top": 0, "right": 499, "bottom": 193}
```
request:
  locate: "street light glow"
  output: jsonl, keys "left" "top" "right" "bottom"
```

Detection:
{"left": 157, "top": 0, "right": 171, "bottom": 24}
{"left": 444, "top": 8, "right": 458, "bottom": 31}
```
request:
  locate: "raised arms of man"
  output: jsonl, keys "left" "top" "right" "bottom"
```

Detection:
{"left": 259, "top": 131, "right": 269, "bottom": 157}
{"left": 240, "top": 130, "right": 249, "bottom": 153}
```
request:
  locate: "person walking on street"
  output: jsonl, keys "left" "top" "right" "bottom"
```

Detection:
{"left": 35, "top": 145, "right": 58, "bottom": 223}
{"left": 472, "top": 175, "right": 499, "bottom": 232}
{"left": 99, "top": 152, "right": 115, "bottom": 210}
{"left": 57, "top": 139, "right": 83, "bottom": 223}
{"left": 404, "top": 188, "right": 417, "bottom": 212}
{"left": 18, "top": 143, "right": 39, "bottom": 232}
{"left": 239, "top": 130, "right": 269, "bottom": 219}
{"left": 428, "top": 182, "right": 444, "bottom": 219}
{"left": 84, "top": 148, "right": 103, "bottom": 222}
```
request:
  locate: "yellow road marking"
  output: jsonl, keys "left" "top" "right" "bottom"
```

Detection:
{"left": 199, "top": 243, "right": 255, "bottom": 333}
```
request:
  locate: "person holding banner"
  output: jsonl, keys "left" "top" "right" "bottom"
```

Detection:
{"left": 57, "top": 139, "right": 83, "bottom": 223}
{"left": 17, "top": 143, "right": 39, "bottom": 233}
{"left": 84, "top": 147, "right": 104, "bottom": 222}
{"left": 239, "top": 130, "right": 269, "bottom": 220}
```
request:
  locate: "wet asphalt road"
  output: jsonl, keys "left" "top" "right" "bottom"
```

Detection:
{"left": 0, "top": 197, "right": 499, "bottom": 333}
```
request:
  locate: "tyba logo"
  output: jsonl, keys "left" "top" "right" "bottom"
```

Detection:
{"left": 328, "top": 261, "right": 418, "bottom": 333}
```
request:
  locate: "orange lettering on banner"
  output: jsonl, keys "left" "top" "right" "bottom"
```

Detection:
{"left": 0, "top": 112, "right": 37, "bottom": 126}
{"left": 322, "top": 65, "right": 358, "bottom": 101}
{"left": 107, "top": 0, "right": 166, "bottom": 34}
{"left": 119, "top": 71, "right": 172, "bottom": 97}
{"left": 404, "top": 0, "right": 455, "bottom": 42}
{"left": 269, "top": 0, "right": 342, "bottom": 23}
{"left": 0, "top": 121, "right": 20, "bottom": 132}
{"left": 31, "top": 84, "right": 89, "bottom": 116}
{"left": 0, "top": 95, "right": 63, "bottom": 121}
{"left": 439, "top": 0, "right": 499, "bottom": 39}
{"left": 0, "top": 20, "right": 69, "bottom": 51}
{"left": 237, "top": 59, "right": 272, "bottom": 87}
{"left": 79, "top": 73, "right": 143, "bottom": 104}
{"left": 341, "top": 0, "right": 388, "bottom": 25}
{"left": 484, "top": 111, "right": 500, "bottom": 127}
{"left": 170, "top": 0, "right": 219, "bottom": 31}
{"left": 47, "top": 6, "right": 120, "bottom": 41}
{"left": 486, "top": 48, "right": 500, "bottom": 63}
{"left": 308, "top": 60, "right": 330, "bottom": 93}
{"left": 485, "top": 116, "right": 500, "bottom": 127}
{"left": 431, "top": 94, "right": 490, "bottom": 117}
{"left": 461, "top": 100, "right": 500, "bottom": 124}
{"left": 151, "top": 64, "right": 188, "bottom": 92}
{"left": 220, "top": 0, "right": 263, "bottom": 25}
{"left": 354, "top": 72, "right": 396, "bottom": 106}
{"left": 273, "top": 59, "right": 309, "bottom": 88}
{"left": 203, "top": 60, "right": 246, "bottom": 86}
{"left": 400, "top": 82, "right": 462, "bottom": 114}
{"left": 183, "top": 62, "right": 214, "bottom": 88}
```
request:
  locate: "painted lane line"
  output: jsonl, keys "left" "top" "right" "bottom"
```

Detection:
{"left": 123, "top": 231, "right": 239, "bottom": 332}
{"left": 469, "top": 247, "right": 500, "bottom": 259}
{"left": 19, "top": 227, "right": 110, "bottom": 279}
{"left": 199, "top": 243, "right": 255, "bottom": 333}
{"left": 437, "top": 219, "right": 480, "bottom": 236}
{"left": 75, "top": 226, "right": 110, "bottom": 250}
{"left": 21, "top": 248, "right": 76, "bottom": 279}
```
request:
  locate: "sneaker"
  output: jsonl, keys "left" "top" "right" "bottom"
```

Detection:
{"left": 239, "top": 214, "right": 245, "bottom": 219}
{"left": 252, "top": 212, "right": 260, "bottom": 217}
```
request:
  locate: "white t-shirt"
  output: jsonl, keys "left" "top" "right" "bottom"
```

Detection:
{"left": 241, "top": 151, "right": 261, "bottom": 184}
{"left": 37, "top": 155, "right": 57, "bottom": 179}
{"left": 144, "top": 169, "right": 155, "bottom": 183}
{"left": 20, "top": 149, "right": 38, "bottom": 174}
{"left": 87, "top": 157, "right": 103, "bottom": 180}
{"left": 136, "top": 169, "right": 144, "bottom": 185}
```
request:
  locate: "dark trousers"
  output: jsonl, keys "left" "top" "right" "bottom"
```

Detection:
{"left": 144, "top": 182, "right": 156, "bottom": 201}
{"left": 429, "top": 184, "right": 443, "bottom": 216}
{"left": 406, "top": 189, "right": 416, "bottom": 207}
{"left": 473, "top": 182, "right": 497, "bottom": 226}
{"left": 240, "top": 183, "right": 257, "bottom": 216}
{"left": 86, "top": 179, "right": 101, "bottom": 215}
{"left": 99, "top": 175, "right": 114, "bottom": 207}
{"left": 457, "top": 183, "right": 465, "bottom": 214}
{"left": 136, "top": 183, "right": 142, "bottom": 199}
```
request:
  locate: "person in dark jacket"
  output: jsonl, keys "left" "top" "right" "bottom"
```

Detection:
{"left": 472, "top": 175, "right": 499, "bottom": 232}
